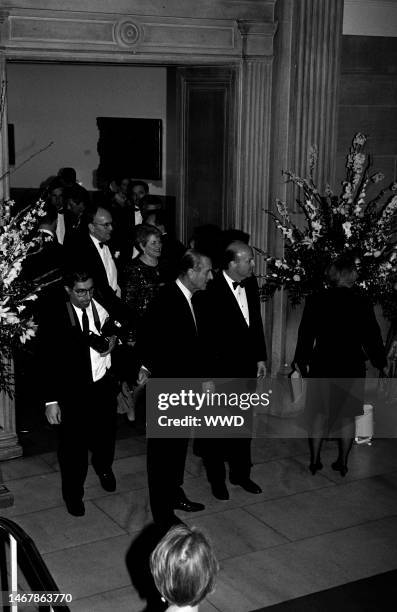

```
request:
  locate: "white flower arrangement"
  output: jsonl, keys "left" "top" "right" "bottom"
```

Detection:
{"left": 0, "top": 198, "right": 47, "bottom": 394}
{"left": 260, "top": 134, "right": 397, "bottom": 317}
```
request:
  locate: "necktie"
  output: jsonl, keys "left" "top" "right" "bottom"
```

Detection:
{"left": 81, "top": 308, "right": 90, "bottom": 336}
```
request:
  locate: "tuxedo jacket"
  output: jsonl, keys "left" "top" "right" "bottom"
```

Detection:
{"left": 136, "top": 281, "right": 206, "bottom": 379}
{"left": 37, "top": 292, "right": 106, "bottom": 406}
{"left": 194, "top": 273, "right": 267, "bottom": 378}
{"left": 23, "top": 232, "right": 64, "bottom": 285}
{"left": 64, "top": 232, "right": 133, "bottom": 327}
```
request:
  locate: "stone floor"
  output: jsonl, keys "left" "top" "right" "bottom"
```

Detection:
{"left": 1, "top": 428, "right": 397, "bottom": 611}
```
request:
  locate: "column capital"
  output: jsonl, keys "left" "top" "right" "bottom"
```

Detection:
{"left": 237, "top": 20, "right": 278, "bottom": 58}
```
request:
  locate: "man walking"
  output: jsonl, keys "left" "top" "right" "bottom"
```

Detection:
{"left": 40, "top": 270, "right": 120, "bottom": 516}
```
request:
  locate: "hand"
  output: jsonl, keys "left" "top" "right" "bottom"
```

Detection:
{"left": 256, "top": 361, "right": 267, "bottom": 379}
{"left": 100, "top": 335, "right": 117, "bottom": 357}
{"left": 137, "top": 366, "right": 150, "bottom": 386}
{"left": 202, "top": 380, "right": 215, "bottom": 393}
{"left": 45, "top": 402, "right": 61, "bottom": 425}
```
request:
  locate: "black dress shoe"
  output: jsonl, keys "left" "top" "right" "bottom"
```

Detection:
{"left": 173, "top": 498, "right": 205, "bottom": 512}
{"left": 97, "top": 470, "right": 116, "bottom": 492}
{"left": 65, "top": 499, "right": 85, "bottom": 517}
{"left": 309, "top": 461, "right": 323, "bottom": 475}
{"left": 210, "top": 482, "right": 230, "bottom": 501}
{"left": 331, "top": 461, "right": 348, "bottom": 477}
{"left": 230, "top": 478, "right": 262, "bottom": 494}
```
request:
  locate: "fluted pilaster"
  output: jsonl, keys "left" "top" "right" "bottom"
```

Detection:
{"left": 239, "top": 59, "right": 273, "bottom": 264}
{"left": 0, "top": 54, "right": 9, "bottom": 203}
{"left": 291, "top": 0, "right": 343, "bottom": 190}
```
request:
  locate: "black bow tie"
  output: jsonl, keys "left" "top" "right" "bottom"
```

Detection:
{"left": 232, "top": 281, "right": 244, "bottom": 290}
{"left": 98, "top": 242, "right": 104, "bottom": 249}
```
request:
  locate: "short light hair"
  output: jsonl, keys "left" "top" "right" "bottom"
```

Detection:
{"left": 134, "top": 223, "right": 162, "bottom": 252}
{"left": 150, "top": 525, "right": 218, "bottom": 607}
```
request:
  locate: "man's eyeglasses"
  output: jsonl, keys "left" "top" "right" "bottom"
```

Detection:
{"left": 93, "top": 222, "right": 112, "bottom": 228}
{"left": 73, "top": 287, "right": 94, "bottom": 296}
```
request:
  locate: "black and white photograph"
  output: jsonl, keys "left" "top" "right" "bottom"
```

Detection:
{"left": 0, "top": 1, "right": 397, "bottom": 611}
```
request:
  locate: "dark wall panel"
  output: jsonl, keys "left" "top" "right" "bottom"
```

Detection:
{"left": 336, "top": 35, "right": 397, "bottom": 185}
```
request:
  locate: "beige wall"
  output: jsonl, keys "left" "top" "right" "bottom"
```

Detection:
{"left": 7, "top": 63, "right": 167, "bottom": 192}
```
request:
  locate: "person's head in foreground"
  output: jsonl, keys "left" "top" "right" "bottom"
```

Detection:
{"left": 150, "top": 525, "right": 219, "bottom": 611}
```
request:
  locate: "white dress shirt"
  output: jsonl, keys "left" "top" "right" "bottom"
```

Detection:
{"left": 90, "top": 234, "right": 121, "bottom": 297}
{"left": 223, "top": 270, "right": 250, "bottom": 326}
{"left": 175, "top": 278, "right": 197, "bottom": 327}
{"left": 73, "top": 299, "right": 111, "bottom": 382}
{"left": 56, "top": 212, "right": 65, "bottom": 244}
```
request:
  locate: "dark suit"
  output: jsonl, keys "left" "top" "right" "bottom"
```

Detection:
{"left": 64, "top": 232, "right": 132, "bottom": 328}
{"left": 23, "top": 230, "right": 64, "bottom": 288}
{"left": 194, "top": 272, "right": 267, "bottom": 485}
{"left": 136, "top": 281, "right": 205, "bottom": 527}
{"left": 37, "top": 292, "right": 118, "bottom": 504}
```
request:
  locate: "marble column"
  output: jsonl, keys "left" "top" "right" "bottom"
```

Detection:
{"left": 268, "top": 0, "right": 343, "bottom": 374}
{"left": 236, "top": 21, "right": 277, "bottom": 355}
{"left": 290, "top": 0, "right": 344, "bottom": 191}
{"left": 0, "top": 51, "right": 22, "bottom": 482}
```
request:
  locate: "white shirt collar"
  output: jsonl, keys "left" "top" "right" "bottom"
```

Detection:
{"left": 175, "top": 277, "right": 193, "bottom": 301}
{"left": 90, "top": 233, "right": 105, "bottom": 249}
{"left": 223, "top": 270, "right": 240, "bottom": 291}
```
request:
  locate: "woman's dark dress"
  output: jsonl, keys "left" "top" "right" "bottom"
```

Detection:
{"left": 293, "top": 287, "right": 386, "bottom": 429}
{"left": 123, "top": 258, "right": 165, "bottom": 342}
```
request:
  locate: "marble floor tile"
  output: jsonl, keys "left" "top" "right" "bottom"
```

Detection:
{"left": 295, "top": 438, "right": 397, "bottom": 484}
{"left": 83, "top": 455, "right": 148, "bottom": 499}
{"left": 251, "top": 437, "right": 308, "bottom": 464}
{"left": 245, "top": 471, "right": 397, "bottom": 540}
{"left": 1, "top": 455, "right": 56, "bottom": 481}
{"left": 42, "top": 535, "right": 133, "bottom": 600}
{"left": 71, "top": 585, "right": 145, "bottom": 612}
{"left": 11, "top": 502, "right": 125, "bottom": 554}
{"left": 178, "top": 457, "right": 335, "bottom": 520}
{"left": 92, "top": 489, "right": 152, "bottom": 534}
{"left": 1, "top": 472, "right": 63, "bottom": 517}
{"left": 185, "top": 507, "right": 287, "bottom": 560}
{"left": 208, "top": 516, "right": 397, "bottom": 611}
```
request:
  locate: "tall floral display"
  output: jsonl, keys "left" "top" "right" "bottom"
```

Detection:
{"left": 0, "top": 199, "right": 47, "bottom": 395}
{"left": 261, "top": 134, "right": 397, "bottom": 317}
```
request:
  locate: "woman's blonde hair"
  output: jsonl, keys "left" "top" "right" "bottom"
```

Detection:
{"left": 150, "top": 525, "right": 219, "bottom": 607}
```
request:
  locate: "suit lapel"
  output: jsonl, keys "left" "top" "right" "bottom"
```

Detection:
{"left": 218, "top": 274, "right": 250, "bottom": 327}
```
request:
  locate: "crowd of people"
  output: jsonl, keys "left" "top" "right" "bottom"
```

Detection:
{"left": 16, "top": 167, "right": 390, "bottom": 610}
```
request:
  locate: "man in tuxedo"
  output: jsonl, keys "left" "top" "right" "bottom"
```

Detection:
{"left": 64, "top": 203, "right": 130, "bottom": 324}
{"left": 136, "top": 250, "right": 213, "bottom": 529}
{"left": 40, "top": 270, "right": 120, "bottom": 517}
{"left": 23, "top": 202, "right": 64, "bottom": 287}
{"left": 195, "top": 241, "right": 267, "bottom": 500}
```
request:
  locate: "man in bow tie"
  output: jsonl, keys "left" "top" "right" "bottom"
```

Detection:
{"left": 194, "top": 240, "right": 267, "bottom": 501}
{"left": 65, "top": 203, "right": 132, "bottom": 326}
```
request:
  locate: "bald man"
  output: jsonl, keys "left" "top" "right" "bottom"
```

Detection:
{"left": 194, "top": 241, "right": 267, "bottom": 500}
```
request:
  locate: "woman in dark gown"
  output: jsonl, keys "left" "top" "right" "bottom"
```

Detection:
{"left": 293, "top": 256, "right": 387, "bottom": 476}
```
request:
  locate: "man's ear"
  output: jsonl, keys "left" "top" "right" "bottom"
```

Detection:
{"left": 64, "top": 286, "right": 71, "bottom": 297}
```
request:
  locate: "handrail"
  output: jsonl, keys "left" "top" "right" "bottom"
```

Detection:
{"left": 0, "top": 517, "right": 71, "bottom": 611}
